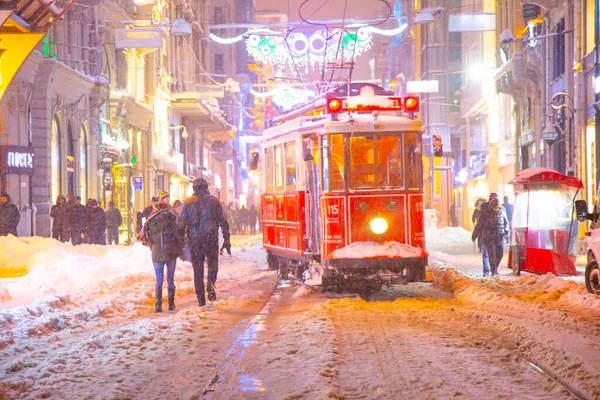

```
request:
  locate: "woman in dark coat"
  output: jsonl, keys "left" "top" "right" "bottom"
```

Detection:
{"left": 86, "top": 199, "right": 107, "bottom": 245}
{"left": 0, "top": 193, "right": 20, "bottom": 237}
{"left": 143, "top": 199, "right": 182, "bottom": 312}
{"left": 50, "top": 195, "right": 67, "bottom": 241}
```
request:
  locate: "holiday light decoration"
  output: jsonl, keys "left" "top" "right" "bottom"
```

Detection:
{"left": 250, "top": 87, "right": 316, "bottom": 110}
{"left": 210, "top": 22, "right": 406, "bottom": 72}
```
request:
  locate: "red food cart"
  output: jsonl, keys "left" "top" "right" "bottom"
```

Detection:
{"left": 508, "top": 168, "right": 582, "bottom": 276}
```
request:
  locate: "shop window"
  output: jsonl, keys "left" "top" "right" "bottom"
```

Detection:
{"left": 80, "top": 126, "right": 87, "bottom": 200}
{"left": 51, "top": 117, "right": 61, "bottom": 201}
{"left": 266, "top": 147, "right": 274, "bottom": 192}
{"left": 330, "top": 134, "right": 345, "bottom": 191}
{"left": 285, "top": 142, "right": 296, "bottom": 189}
{"left": 404, "top": 132, "right": 423, "bottom": 189}
{"left": 349, "top": 135, "right": 375, "bottom": 189}
{"left": 376, "top": 135, "right": 403, "bottom": 188}
{"left": 275, "top": 144, "right": 284, "bottom": 190}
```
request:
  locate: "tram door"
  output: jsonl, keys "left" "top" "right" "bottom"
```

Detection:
{"left": 111, "top": 164, "right": 133, "bottom": 244}
{"left": 305, "top": 135, "right": 322, "bottom": 255}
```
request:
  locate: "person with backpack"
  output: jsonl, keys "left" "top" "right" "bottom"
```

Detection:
{"left": 178, "top": 179, "right": 230, "bottom": 306}
{"left": 142, "top": 193, "right": 182, "bottom": 312}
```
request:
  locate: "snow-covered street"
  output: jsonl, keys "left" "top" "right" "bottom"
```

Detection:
{"left": 2, "top": 229, "right": 600, "bottom": 399}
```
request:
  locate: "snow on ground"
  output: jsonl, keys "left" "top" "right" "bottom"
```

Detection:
{"left": 0, "top": 234, "right": 276, "bottom": 399}
{"left": 425, "top": 226, "right": 473, "bottom": 244}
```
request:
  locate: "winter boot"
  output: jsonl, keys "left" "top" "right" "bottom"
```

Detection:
{"left": 207, "top": 282, "right": 217, "bottom": 302}
{"left": 155, "top": 287, "right": 163, "bottom": 312}
{"left": 197, "top": 286, "right": 206, "bottom": 307}
{"left": 197, "top": 292, "right": 206, "bottom": 307}
{"left": 168, "top": 287, "right": 176, "bottom": 311}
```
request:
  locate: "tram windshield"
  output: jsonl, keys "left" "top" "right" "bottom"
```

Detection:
{"left": 347, "top": 133, "right": 421, "bottom": 190}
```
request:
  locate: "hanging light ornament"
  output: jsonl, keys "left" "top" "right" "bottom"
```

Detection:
{"left": 209, "top": 21, "right": 407, "bottom": 71}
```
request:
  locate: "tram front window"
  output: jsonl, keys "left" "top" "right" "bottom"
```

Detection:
{"left": 349, "top": 135, "right": 404, "bottom": 189}
{"left": 376, "top": 136, "right": 403, "bottom": 187}
{"left": 349, "top": 136, "right": 375, "bottom": 188}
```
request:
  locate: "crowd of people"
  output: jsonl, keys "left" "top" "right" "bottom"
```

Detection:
{"left": 471, "top": 194, "right": 513, "bottom": 277}
{"left": 222, "top": 204, "right": 261, "bottom": 235}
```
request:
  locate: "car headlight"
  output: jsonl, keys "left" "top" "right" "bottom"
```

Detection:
{"left": 369, "top": 217, "right": 388, "bottom": 235}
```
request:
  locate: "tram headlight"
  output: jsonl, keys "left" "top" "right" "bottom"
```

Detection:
{"left": 369, "top": 217, "right": 388, "bottom": 235}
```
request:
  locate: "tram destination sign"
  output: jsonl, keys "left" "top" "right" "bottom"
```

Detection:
{"left": 0, "top": 145, "right": 35, "bottom": 175}
{"left": 341, "top": 96, "right": 403, "bottom": 112}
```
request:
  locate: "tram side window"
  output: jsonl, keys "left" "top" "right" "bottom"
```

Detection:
{"left": 275, "top": 144, "right": 284, "bottom": 191}
{"left": 322, "top": 136, "right": 329, "bottom": 192}
{"left": 404, "top": 132, "right": 423, "bottom": 189}
{"left": 330, "top": 134, "right": 345, "bottom": 191}
{"left": 265, "top": 147, "right": 274, "bottom": 192}
{"left": 349, "top": 136, "right": 375, "bottom": 189}
{"left": 375, "top": 136, "right": 403, "bottom": 188}
{"left": 285, "top": 142, "right": 297, "bottom": 189}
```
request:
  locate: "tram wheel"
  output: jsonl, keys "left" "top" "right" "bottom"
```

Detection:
{"left": 267, "top": 253, "right": 279, "bottom": 271}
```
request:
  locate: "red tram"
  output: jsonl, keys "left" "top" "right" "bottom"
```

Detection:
{"left": 259, "top": 83, "right": 428, "bottom": 293}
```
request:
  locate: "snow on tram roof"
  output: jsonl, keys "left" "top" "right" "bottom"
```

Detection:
{"left": 261, "top": 113, "right": 422, "bottom": 145}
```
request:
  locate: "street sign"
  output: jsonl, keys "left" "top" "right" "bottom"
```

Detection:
{"left": 133, "top": 176, "right": 143, "bottom": 191}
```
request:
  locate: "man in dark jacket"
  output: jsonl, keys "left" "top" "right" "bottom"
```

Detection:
{"left": 472, "top": 193, "right": 509, "bottom": 277}
{"left": 237, "top": 205, "right": 248, "bottom": 234}
{"left": 50, "top": 195, "right": 67, "bottom": 241}
{"left": 248, "top": 205, "right": 258, "bottom": 235}
{"left": 143, "top": 197, "right": 181, "bottom": 312}
{"left": 105, "top": 201, "right": 122, "bottom": 245}
{"left": 86, "top": 199, "right": 107, "bottom": 245}
{"left": 178, "top": 178, "right": 231, "bottom": 306}
{"left": 503, "top": 195, "right": 515, "bottom": 243}
{"left": 0, "top": 193, "right": 20, "bottom": 236}
{"left": 64, "top": 196, "right": 87, "bottom": 245}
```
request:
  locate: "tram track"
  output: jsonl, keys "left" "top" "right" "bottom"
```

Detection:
{"left": 362, "top": 302, "right": 591, "bottom": 400}
{"left": 200, "top": 280, "right": 289, "bottom": 397}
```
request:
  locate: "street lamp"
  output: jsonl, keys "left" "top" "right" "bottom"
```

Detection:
{"left": 542, "top": 125, "right": 559, "bottom": 148}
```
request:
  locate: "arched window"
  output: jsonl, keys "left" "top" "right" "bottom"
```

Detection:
{"left": 67, "top": 122, "right": 75, "bottom": 195}
{"left": 80, "top": 126, "right": 88, "bottom": 200}
{"left": 51, "top": 117, "right": 61, "bottom": 201}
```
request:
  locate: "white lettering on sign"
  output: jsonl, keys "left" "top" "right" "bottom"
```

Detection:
{"left": 7, "top": 151, "right": 34, "bottom": 169}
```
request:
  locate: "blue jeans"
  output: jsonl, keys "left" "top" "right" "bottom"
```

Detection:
{"left": 482, "top": 242, "right": 490, "bottom": 276}
{"left": 153, "top": 259, "right": 177, "bottom": 291}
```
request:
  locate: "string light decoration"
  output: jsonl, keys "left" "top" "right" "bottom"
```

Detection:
{"left": 211, "top": 23, "right": 406, "bottom": 72}
{"left": 250, "top": 87, "right": 316, "bottom": 110}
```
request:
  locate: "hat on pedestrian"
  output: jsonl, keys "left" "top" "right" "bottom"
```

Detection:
{"left": 193, "top": 178, "right": 209, "bottom": 192}
{"left": 89, "top": 199, "right": 98, "bottom": 207}
{"left": 158, "top": 191, "right": 170, "bottom": 203}
{"left": 489, "top": 193, "right": 499, "bottom": 201}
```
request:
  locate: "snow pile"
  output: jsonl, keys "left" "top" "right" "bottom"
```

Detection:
{"left": 425, "top": 226, "right": 472, "bottom": 244}
{"left": 330, "top": 241, "right": 428, "bottom": 260}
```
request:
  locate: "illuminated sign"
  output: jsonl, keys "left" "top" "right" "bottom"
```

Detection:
{"left": 0, "top": 145, "right": 35, "bottom": 175}
{"left": 340, "top": 96, "right": 403, "bottom": 112}
{"left": 115, "top": 28, "right": 162, "bottom": 49}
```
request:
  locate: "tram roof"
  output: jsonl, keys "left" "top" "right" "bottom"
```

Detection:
{"left": 261, "top": 113, "right": 423, "bottom": 146}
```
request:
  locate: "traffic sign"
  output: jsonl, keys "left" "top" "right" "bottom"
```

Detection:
{"left": 133, "top": 176, "right": 143, "bottom": 191}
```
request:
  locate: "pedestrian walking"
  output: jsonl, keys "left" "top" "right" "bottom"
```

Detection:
{"left": 248, "top": 205, "right": 258, "bottom": 235}
{"left": 178, "top": 178, "right": 231, "bottom": 306}
{"left": 472, "top": 193, "right": 509, "bottom": 277}
{"left": 64, "top": 195, "right": 86, "bottom": 245}
{"left": 86, "top": 199, "right": 107, "bottom": 245}
{"left": 142, "top": 195, "right": 182, "bottom": 312}
{"left": 172, "top": 199, "right": 182, "bottom": 216}
{"left": 50, "top": 195, "right": 67, "bottom": 241}
{"left": 449, "top": 202, "right": 458, "bottom": 227}
{"left": 0, "top": 193, "right": 20, "bottom": 237}
{"left": 237, "top": 205, "right": 248, "bottom": 234}
{"left": 503, "top": 195, "right": 514, "bottom": 243}
{"left": 105, "top": 201, "right": 123, "bottom": 245}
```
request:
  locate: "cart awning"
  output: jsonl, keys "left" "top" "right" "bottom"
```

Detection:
{"left": 509, "top": 168, "right": 583, "bottom": 189}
